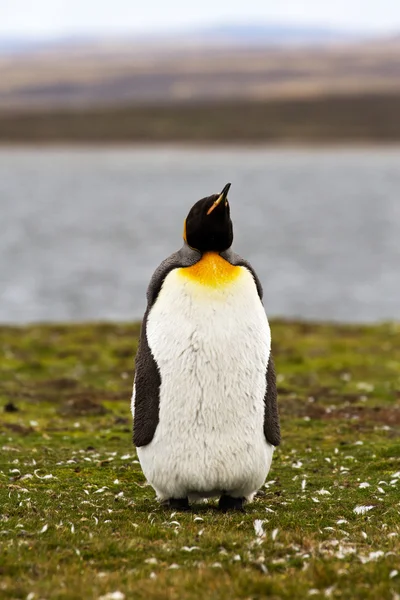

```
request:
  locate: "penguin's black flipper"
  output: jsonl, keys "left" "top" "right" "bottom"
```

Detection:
{"left": 264, "top": 354, "right": 281, "bottom": 447}
{"left": 133, "top": 246, "right": 201, "bottom": 448}
{"left": 133, "top": 308, "right": 161, "bottom": 447}
{"left": 222, "top": 249, "right": 280, "bottom": 447}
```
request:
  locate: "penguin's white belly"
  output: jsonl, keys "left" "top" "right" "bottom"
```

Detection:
{"left": 137, "top": 264, "right": 273, "bottom": 501}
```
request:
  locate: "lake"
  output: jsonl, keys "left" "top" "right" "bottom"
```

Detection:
{"left": 1, "top": 146, "right": 399, "bottom": 324}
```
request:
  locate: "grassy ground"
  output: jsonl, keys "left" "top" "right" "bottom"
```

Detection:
{"left": 0, "top": 320, "right": 399, "bottom": 600}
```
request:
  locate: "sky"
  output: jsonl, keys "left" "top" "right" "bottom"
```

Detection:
{"left": 1, "top": 0, "right": 400, "bottom": 38}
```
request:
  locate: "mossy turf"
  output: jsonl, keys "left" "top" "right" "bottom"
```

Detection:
{"left": 0, "top": 321, "right": 399, "bottom": 600}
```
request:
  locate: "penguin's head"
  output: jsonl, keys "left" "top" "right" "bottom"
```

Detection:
{"left": 183, "top": 183, "right": 233, "bottom": 252}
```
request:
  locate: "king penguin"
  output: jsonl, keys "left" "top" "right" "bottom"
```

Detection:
{"left": 131, "top": 183, "right": 280, "bottom": 512}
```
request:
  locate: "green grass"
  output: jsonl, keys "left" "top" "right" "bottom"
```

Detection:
{"left": 0, "top": 320, "right": 399, "bottom": 599}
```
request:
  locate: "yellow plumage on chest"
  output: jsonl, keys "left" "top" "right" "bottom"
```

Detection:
{"left": 178, "top": 252, "right": 242, "bottom": 287}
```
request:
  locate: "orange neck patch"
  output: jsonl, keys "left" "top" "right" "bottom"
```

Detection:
{"left": 179, "top": 252, "right": 242, "bottom": 287}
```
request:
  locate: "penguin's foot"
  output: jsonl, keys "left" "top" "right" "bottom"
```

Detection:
{"left": 218, "top": 495, "right": 245, "bottom": 513}
{"left": 165, "top": 497, "right": 190, "bottom": 511}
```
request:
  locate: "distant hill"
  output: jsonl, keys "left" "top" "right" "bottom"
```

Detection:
{"left": 0, "top": 35, "right": 102, "bottom": 56}
{"left": 0, "top": 22, "right": 361, "bottom": 57}
{"left": 175, "top": 22, "right": 358, "bottom": 45}
{"left": 0, "top": 25, "right": 399, "bottom": 113}
{"left": 0, "top": 38, "right": 40, "bottom": 55}
{"left": 1, "top": 22, "right": 400, "bottom": 143}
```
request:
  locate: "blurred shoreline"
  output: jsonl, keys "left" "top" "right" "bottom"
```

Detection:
{"left": 2, "top": 140, "right": 400, "bottom": 150}
{"left": 1, "top": 93, "right": 400, "bottom": 143}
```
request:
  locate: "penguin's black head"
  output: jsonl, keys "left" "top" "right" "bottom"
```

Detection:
{"left": 184, "top": 183, "right": 233, "bottom": 252}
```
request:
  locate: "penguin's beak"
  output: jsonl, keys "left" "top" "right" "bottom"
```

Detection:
{"left": 207, "top": 182, "right": 231, "bottom": 216}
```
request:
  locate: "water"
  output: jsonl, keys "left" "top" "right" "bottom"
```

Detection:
{"left": 1, "top": 146, "right": 399, "bottom": 324}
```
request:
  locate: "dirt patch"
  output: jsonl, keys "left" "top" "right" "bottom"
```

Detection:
{"left": 303, "top": 403, "right": 400, "bottom": 426}
{"left": 0, "top": 381, "right": 130, "bottom": 405}
{"left": 279, "top": 390, "right": 400, "bottom": 427}
{"left": 58, "top": 395, "right": 108, "bottom": 417}
{"left": 2, "top": 423, "right": 34, "bottom": 435}
{"left": 41, "top": 378, "right": 80, "bottom": 390}
{"left": 330, "top": 405, "right": 400, "bottom": 426}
